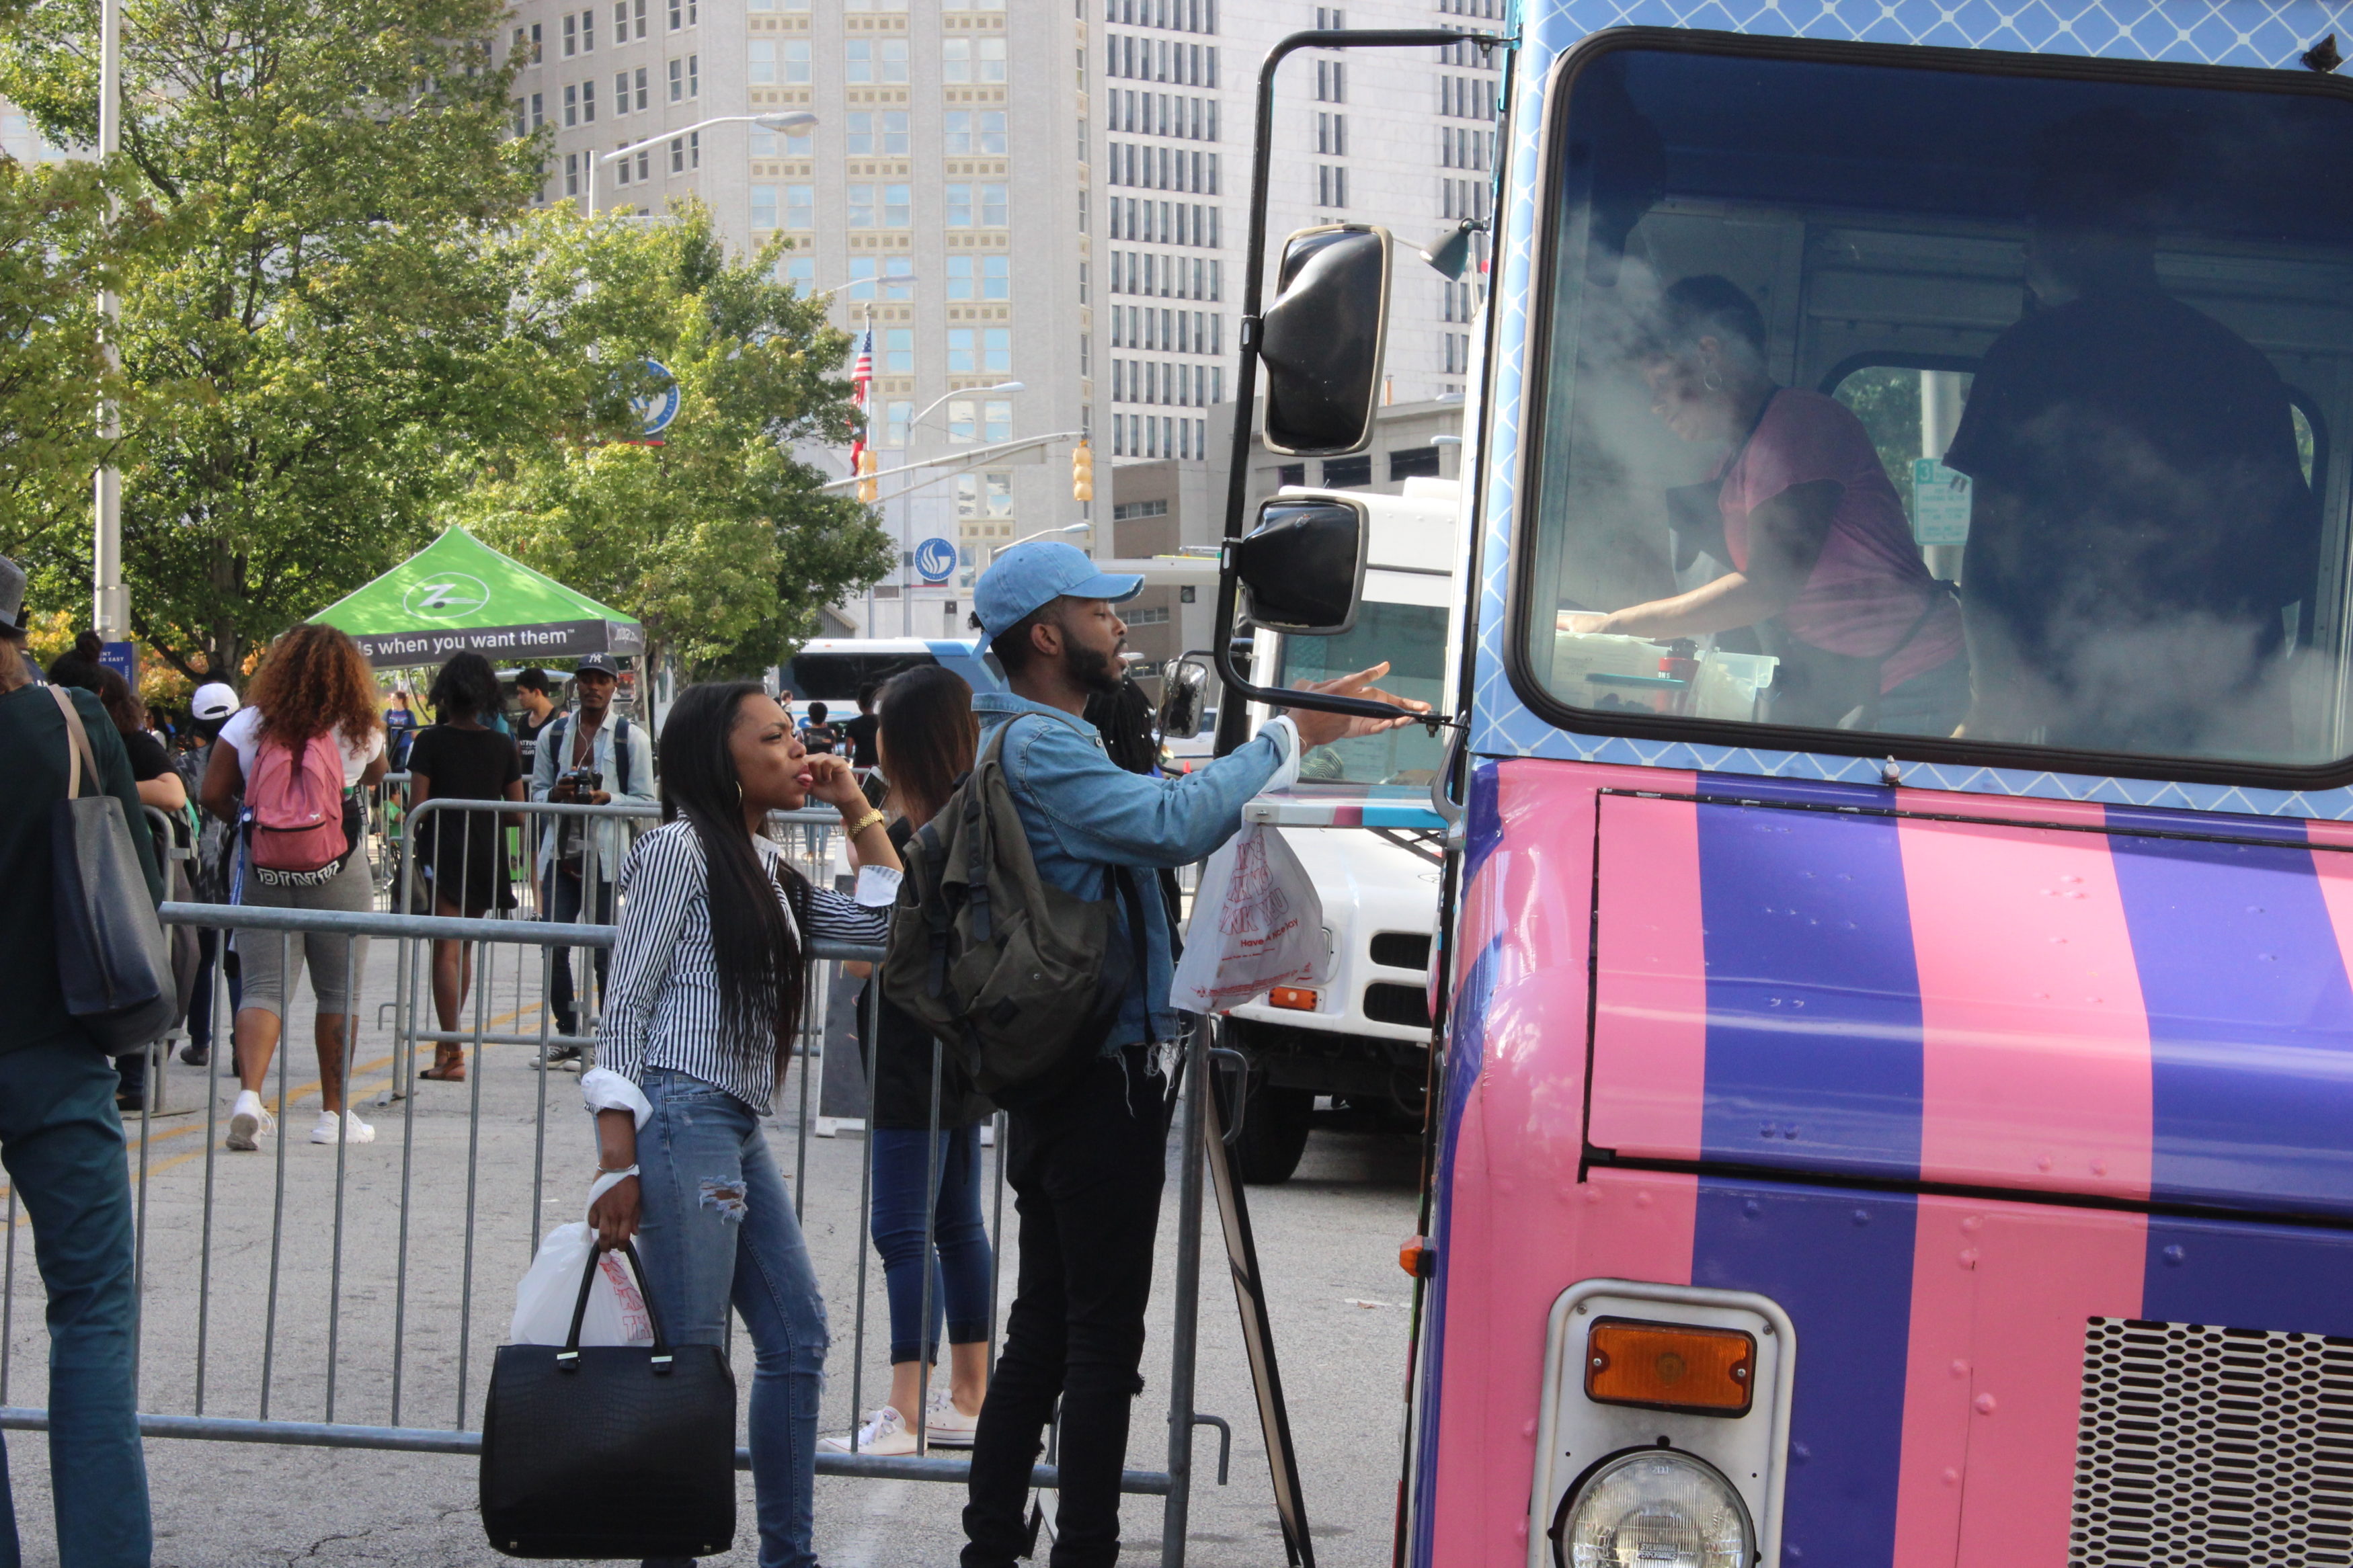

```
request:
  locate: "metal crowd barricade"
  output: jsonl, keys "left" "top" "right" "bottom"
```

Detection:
{"left": 0, "top": 799, "right": 1223, "bottom": 1563}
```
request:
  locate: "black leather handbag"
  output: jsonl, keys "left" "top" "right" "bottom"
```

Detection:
{"left": 50, "top": 687, "right": 176, "bottom": 1052}
{"left": 479, "top": 1240, "right": 737, "bottom": 1560}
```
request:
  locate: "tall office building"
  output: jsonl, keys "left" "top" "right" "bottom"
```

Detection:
{"left": 504, "top": 0, "right": 1103, "bottom": 638}
{"left": 1101, "top": 0, "right": 1501, "bottom": 658}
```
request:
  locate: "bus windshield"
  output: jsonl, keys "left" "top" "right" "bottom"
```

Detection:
{"left": 1279, "top": 600, "right": 1450, "bottom": 786}
{"left": 1521, "top": 39, "right": 2353, "bottom": 774}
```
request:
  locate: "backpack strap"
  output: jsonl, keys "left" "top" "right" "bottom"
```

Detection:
{"left": 964, "top": 723, "right": 1015, "bottom": 945}
{"left": 614, "top": 716, "right": 633, "bottom": 796}
{"left": 1109, "top": 865, "right": 1156, "bottom": 1045}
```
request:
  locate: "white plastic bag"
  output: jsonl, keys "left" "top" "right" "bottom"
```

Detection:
{"left": 1168, "top": 821, "right": 1332, "bottom": 1014}
{"left": 509, "top": 1221, "right": 655, "bottom": 1347}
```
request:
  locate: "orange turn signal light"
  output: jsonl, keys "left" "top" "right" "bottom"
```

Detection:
{"left": 1584, "top": 1318, "right": 1755, "bottom": 1416}
{"left": 1269, "top": 987, "right": 1318, "bottom": 1011}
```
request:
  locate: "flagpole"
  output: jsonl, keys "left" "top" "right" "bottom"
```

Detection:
{"left": 856, "top": 304, "right": 875, "bottom": 638}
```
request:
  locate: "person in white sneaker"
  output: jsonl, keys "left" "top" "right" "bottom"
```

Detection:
{"left": 200, "top": 624, "right": 387, "bottom": 1151}
{"left": 823, "top": 668, "right": 994, "bottom": 1460}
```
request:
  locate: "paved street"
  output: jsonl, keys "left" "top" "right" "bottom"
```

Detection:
{"left": 1, "top": 934, "right": 1423, "bottom": 1568}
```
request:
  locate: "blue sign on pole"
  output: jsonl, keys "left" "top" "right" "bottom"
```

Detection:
{"left": 99, "top": 641, "right": 136, "bottom": 686}
{"left": 913, "top": 536, "right": 957, "bottom": 584}
{"left": 631, "top": 359, "right": 680, "bottom": 440}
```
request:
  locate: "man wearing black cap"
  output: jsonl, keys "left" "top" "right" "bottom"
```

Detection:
{"left": 0, "top": 554, "right": 159, "bottom": 1565}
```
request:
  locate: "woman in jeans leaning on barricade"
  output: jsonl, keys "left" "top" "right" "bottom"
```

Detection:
{"left": 823, "top": 665, "right": 996, "bottom": 1458}
{"left": 200, "top": 623, "right": 388, "bottom": 1151}
{"left": 580, "top": 680, "right": 902, "bottom": 1568}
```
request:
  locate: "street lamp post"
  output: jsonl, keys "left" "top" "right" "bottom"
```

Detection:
{"left": 586, "top": 110, "right": 816, "bottom": 218}
{"left": 899, "top": 381, "right": 1023, "bottom": 635}
{"left": 990, "top": 521, "right": 1090, "bottom": 565}
{"left": 92, "top": 0, "right": 124, "bottom": 640}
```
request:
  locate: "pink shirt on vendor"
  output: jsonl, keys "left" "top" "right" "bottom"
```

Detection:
{"left": 1716, "top": 389, "right": 1964, "bottom": 693}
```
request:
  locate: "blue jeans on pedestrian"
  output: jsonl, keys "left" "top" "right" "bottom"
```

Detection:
{"left": 543, "top": 871, "right": 613, "bottom": 1036}
{"left": 633, "top": 1069, "right": 828, "bottom": 1568}
{"left": 0, "top": 1045, "right": 151, "bottom": 1568}
{"left": 870, "top": 1125, "right": 994, "bottom": 1365}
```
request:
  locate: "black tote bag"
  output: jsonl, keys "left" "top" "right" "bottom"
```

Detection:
{"left": 480, "top": 1239, "right": 737, "bottom": 1560}
{"left": 50, "top": 687, "right": 176, "bottom": 1053}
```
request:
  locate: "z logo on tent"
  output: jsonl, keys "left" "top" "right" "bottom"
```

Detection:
{"left": 403, "top": 573, "right": 491, "bottom": 621}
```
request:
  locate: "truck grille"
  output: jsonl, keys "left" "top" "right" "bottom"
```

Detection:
{"left": 2069, "top": 1316, "right": 2353, "bottom": 1567}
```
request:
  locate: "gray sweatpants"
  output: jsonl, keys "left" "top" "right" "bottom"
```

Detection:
{"left": 234, "top": 854, "right": 372, "bottom": 1020}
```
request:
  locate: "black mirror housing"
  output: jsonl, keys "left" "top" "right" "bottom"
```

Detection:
{"left": 1260, "top": 224, "right": 1392, "bottom": 457}
{"left": 1233, "top": 497, "right": 1368, "bottom": 636}
{"left": 1157, "top": 657, "right": 1211, "bottom": 740}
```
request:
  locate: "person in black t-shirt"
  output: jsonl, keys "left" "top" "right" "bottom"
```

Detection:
{"left": 512, "top": 666, "right": 559, "bottom": 770}
{"left": 408, "top": 653, "right": 524, "bottom": 1081}
{"left": 1945, "top": 110, "right": 2319, "bottom": 758}
{"left": 840, "top": 682, "right": 881, "bottom": 768}
{"left": 822, "top": 665, "right": 995, "bottom": 1460}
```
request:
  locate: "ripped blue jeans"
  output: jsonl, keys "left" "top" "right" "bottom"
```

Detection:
{"left": 633, "top": 1069, "right": 828, "bottom": 1568}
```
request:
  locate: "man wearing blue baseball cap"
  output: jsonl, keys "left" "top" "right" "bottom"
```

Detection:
{"left": 959, "top": 540, "right": 1421, "bottom": 1568}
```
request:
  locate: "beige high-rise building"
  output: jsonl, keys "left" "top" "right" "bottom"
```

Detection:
{"left": 500, "top": 0, "right": 1501, "bottom": 643}
{"left": 504, "top": 0, "right": 1104, "bottom": 638}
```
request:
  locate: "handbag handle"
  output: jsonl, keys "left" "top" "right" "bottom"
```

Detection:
{"left": 50, "top": 686, "right": 100, "bottom": 800}
{"left": 555, "top": 1238, "right": 675, "bottom": 1374}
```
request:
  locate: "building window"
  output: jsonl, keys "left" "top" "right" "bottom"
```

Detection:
{"left": 956, "top": 474, "right": 980, "bottom": 518}
{"left": 983, "top": 327, "right": 1010, "bottom": 373}
{"left": 784, "top": 40, "right": 811, "bottom": 83}
{"left": 885, "top": 399, "right": 912, "bottom": 446}
{"left": 565, "top": 151, "right": 580, "bottom": 196}
{"left": 1390, "top": 446, "right": 1442, "bottom": 481}
{"left": 847, "top": 110, "right": 910, "bottom": 155}
{"left": 1277, "top": 462, "right": 1306, "bottom": 486}
{"left": 670, "top": 132, "right": 698, "bottom": 173}
{"left": 512, "top": 97, "right": 527, "bottom": 137}
{"left": 669, "top": 57, "right": 683, "bottom": 99}
{"left": 883, "top": 183, "right": 910, "bottom": 226}
{"left": 616, "top": 147, "right": 633, "bottom": 185}
{"left": 949, "top": 399, "right": 977, "bottom": 442}
{"left": 563, "top": 12, "right": 577, "bottom": 54}
{"left": 942, "top": 37, "right": 1007, "bottom": 83}
{"left": 582, "top": 7, "right": 596, "bottom": 48}
{"left": 634, "top": 66, "right": 649, "bottom": 110}
{"left": 885, "top": 328, "right": 913, "bottom": 374}
{"left": 847, "top": 183, "right": 876, "bottom": 227}
{"left": 687, "top": 54, "right": 698, "bottom": 95}
{"left": 530, "top": 92, "right": 543, "bottom": 129}
{"left": 563, "top": 83, "right": 578, "bottom": 125}
{"left": 581, "top": 78, "right": 596, "bottom": 120}
{"left": 751, "top": 183, "right": 778, "bottom": 229}
{"left": 1317, "top": 112, "right": 1345, "bottom": 155}
{"left": 846, "top": 39, "right": 908, "bottom": 83}
{"left": 782, "top": 256, "right": 815, "bottom": 295}
{"left": 1316, "top": 58, "right": 1345, "bottom": 101}
{"left": 948, "top": 329, "right": 976, "bottom": 373}
{"left": 637, "top": 149, "right": 651, "bottom": 183}
{"left": 980, "top": 183, "right": 1007, "bottom": 226}
{"left": 945, "top": 183, "right": 973, "bottom": 227}
{"left": 613, "top": 71, "right": 630, "bottom": 113}
{"left": 1316, "top": 165, "right": 1346, "bottom": 207}
{"left": 749, "top": 39, "right": 776, "bottom": 84}
{"left": 984, "top": 400, "right": 1012, "bottom": 442}
{"left": 851, "top": 255, "right": 914, "bottom": 298}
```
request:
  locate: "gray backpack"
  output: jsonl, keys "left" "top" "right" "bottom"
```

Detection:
{"left": 882, "top": 718, "right": 1148, "bottom": 1106}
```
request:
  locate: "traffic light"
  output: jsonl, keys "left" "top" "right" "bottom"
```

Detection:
{"left": 1071, "top": 440, "right": 1094, "bottom": 503}
{"left": 856, "top": 447, "right": 879, "bottom": 504}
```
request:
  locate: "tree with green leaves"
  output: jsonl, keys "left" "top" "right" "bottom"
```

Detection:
{"left": 0, "top": 0, "right": 547, "bottom": 681}
{"left": 449, "top": 204, "right": 887, "bottom": 681}
{"left": 0, "top": 154, "right": 157, "bottom": 610}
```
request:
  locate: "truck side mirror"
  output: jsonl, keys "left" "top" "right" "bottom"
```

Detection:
{"left": 1158, "top": 657, "right": 1211, "bottom": 740}
{"left": 1260, "top": 224, "right": 1392, "bottom": 457}
{"left": 1234, "top": 497, "right": 1368, "bottom": 636}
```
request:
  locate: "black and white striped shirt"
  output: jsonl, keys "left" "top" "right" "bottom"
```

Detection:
{"left": 599, "top": 819, "right": 889, "bottom": 1113}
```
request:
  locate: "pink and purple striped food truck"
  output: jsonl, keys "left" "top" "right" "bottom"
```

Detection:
{"left": 1203, "top": 4, "right": 2353, "bottom": 1563}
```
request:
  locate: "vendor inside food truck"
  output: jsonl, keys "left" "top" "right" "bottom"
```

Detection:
{"left": 1549, "top": 97, "right": 2323, "bottom": 757}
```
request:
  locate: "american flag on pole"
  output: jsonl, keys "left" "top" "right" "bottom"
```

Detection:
{"left": 847, "top": 324, "right": 874, "bottom": 474}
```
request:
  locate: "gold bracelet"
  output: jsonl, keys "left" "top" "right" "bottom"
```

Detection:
{"left": 841, "top": 807, "right": 886, "bottom": 837}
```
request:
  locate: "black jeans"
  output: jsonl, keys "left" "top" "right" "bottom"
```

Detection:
{"left": 961, "top": 1047, "right": 1167, "bottom": 1568}
{"left": 543, "top": 870, "right": 613, "bottom": 1036}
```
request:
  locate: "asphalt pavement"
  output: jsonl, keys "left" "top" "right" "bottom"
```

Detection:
{"left": 0, "top": 934, "right": 1425, "bottom": 1568}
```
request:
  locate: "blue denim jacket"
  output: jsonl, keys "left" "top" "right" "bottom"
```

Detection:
{"left": 973, "top": 692, "right": 1297, "bottom": 1048}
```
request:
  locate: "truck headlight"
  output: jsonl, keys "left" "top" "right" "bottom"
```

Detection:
{"left": 1556, "top": 1448, "right": 1753, "bottom": 1568}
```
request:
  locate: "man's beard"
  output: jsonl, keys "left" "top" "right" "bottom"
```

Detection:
{"left": 1063, "top": 638, "right": 1125, "bottom": 698}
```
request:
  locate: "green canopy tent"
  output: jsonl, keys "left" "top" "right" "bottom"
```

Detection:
{"left": 310, "top": 528, "right": 644, "bottom": 669}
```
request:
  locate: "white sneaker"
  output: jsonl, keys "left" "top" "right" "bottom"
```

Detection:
{"left": 922, "top": 1386, "right": 980, "bottom": 1448}
{"left": 309, "top": 1110, "right": 376, "bottom": 1145}
{"left": 227, "top": 1090, "right": 275, "bottom": 1151}
{"left": 819, "top": 1405, "right": 917, "bottom": 1456}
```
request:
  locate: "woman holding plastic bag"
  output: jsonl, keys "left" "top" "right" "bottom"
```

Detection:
{"left": 577, "top": 682, "right": 902, "bottom": 1568}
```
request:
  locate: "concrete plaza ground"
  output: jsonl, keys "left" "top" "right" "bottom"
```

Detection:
{"left": 1, "top": 932, "right": 1424, "bottom": 1568}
